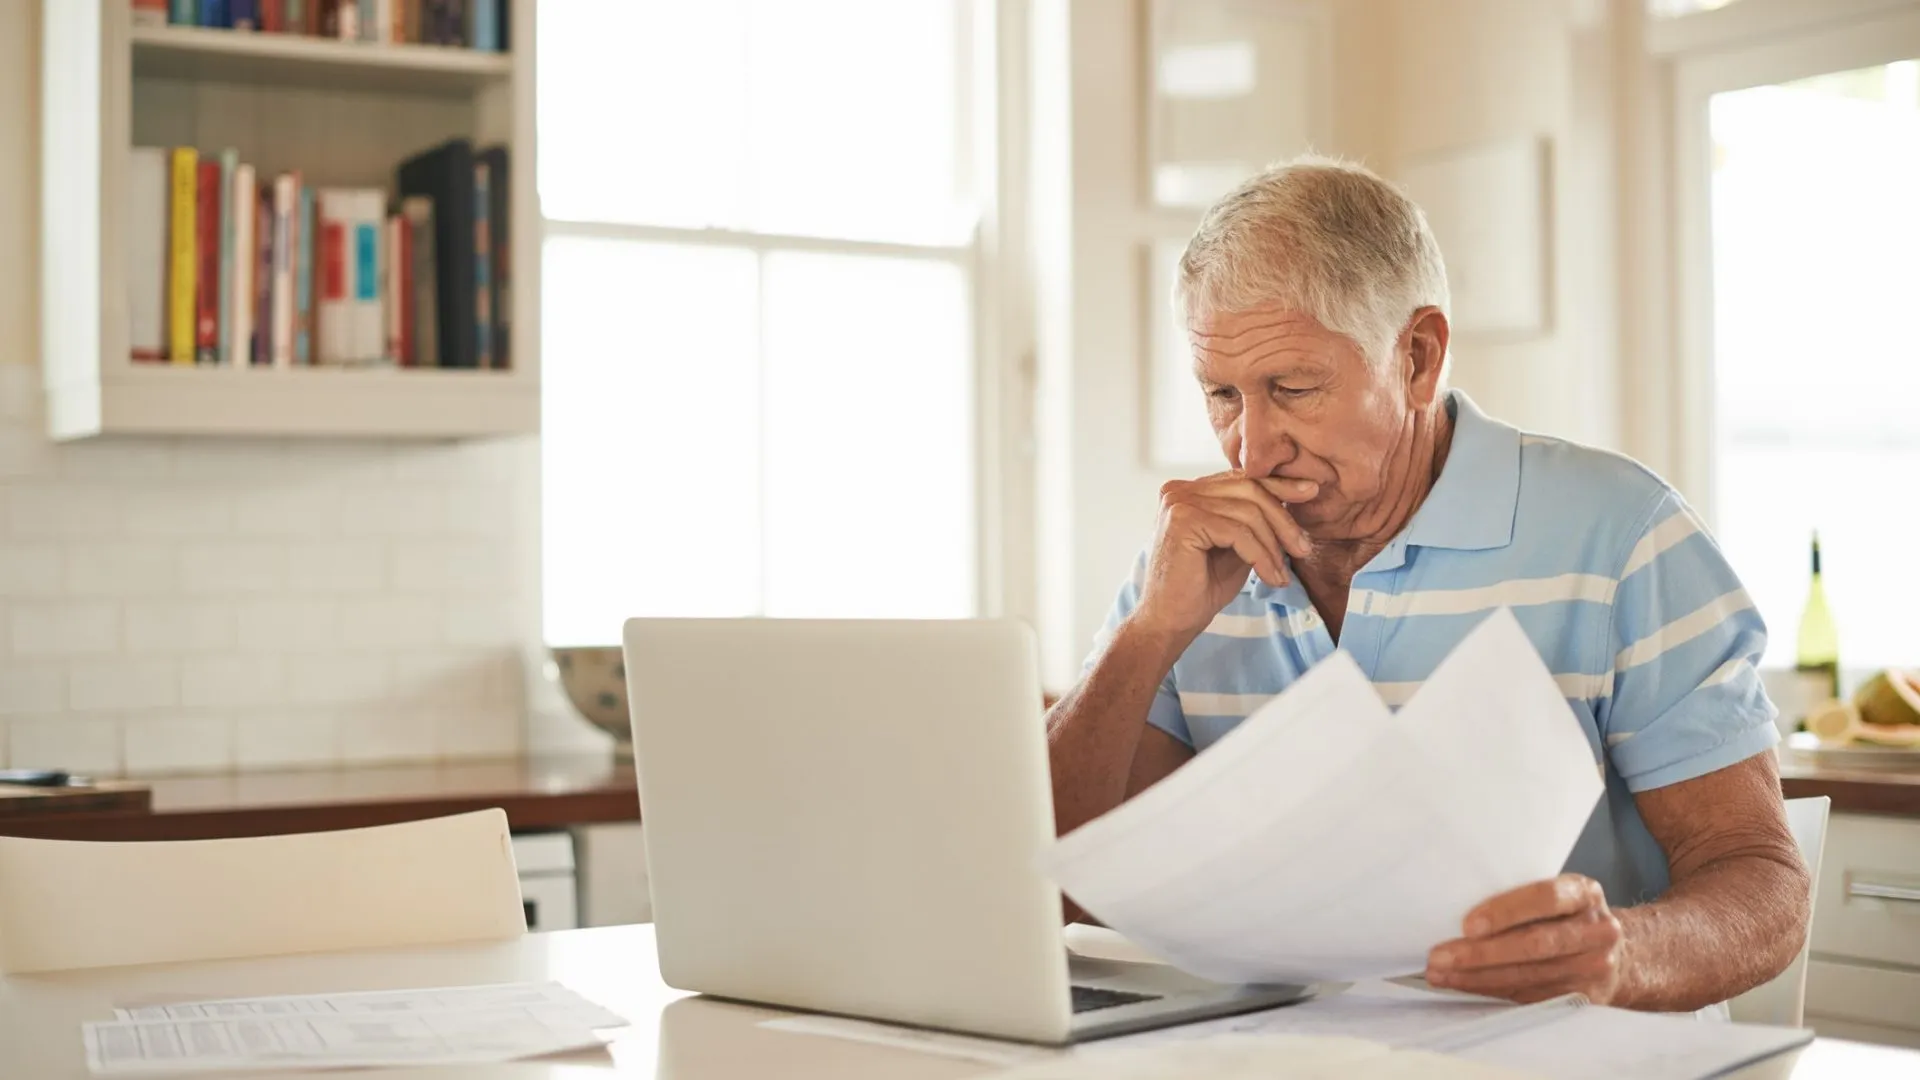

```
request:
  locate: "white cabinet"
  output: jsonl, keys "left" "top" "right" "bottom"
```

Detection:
{"left": 574, "top": 822, "right": 651, "bottom": 928}
{"left": 511, "top": 832, "right": 578, "bottom": 932}
{"left": 1806, "top": 813, "right": 1920, "bottom": 1046}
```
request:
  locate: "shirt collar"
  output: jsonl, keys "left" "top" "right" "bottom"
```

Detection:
{"left": 1246, "top": 389, "right": 1520, "bottom": 604}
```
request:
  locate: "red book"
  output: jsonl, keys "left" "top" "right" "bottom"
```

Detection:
{"left": 254, "top": 195, "right": 272, "bottom": 366}
{"left": 262, "top": 0, "right": 284, "bottom": 32}
{"left": 194, "top": 160, "right": 221, "bottom": 365}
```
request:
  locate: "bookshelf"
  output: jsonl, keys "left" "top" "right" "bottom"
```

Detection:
{"left": 40, "top": 1, "right": 540, "bottom": 441}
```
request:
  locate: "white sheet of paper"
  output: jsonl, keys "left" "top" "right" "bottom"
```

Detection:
{"left": 1042, "top": 609, "right": 1604, "bottom": 985}
{"left": 1446, "top": 1005, "right": 1813, "bottom": 1080}
{"left": 110, "top": 981, "right": 626, "bottom": 1030}
{"left": 82, "top": 1006, "right": 608, "bottom": 1075}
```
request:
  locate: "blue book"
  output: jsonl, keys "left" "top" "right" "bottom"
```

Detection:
{"left": 473, "top": 0, "right": 498, "bottom": 50}
{"left": 295, "top": 186, "right": 315, "bottom": 365}
{"left": 170, "top": 0, "right": 195, "bottom": 24}
{"left": 216, "top": 149, "right": 237, "bottom": 366}
{"left": 227, "top": 0, "right": 256, "bottom": 30}
{"left": 198, "top": 0, "right": 227, "bottom": 27}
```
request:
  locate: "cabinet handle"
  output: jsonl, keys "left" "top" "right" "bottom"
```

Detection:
{"left": 1847, "top": 880, "right": 1920, "bottom": 904}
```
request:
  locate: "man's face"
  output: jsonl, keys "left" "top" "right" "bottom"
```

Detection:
{"left": 1190, "top": 304, "right": 1415, "bottom": 538}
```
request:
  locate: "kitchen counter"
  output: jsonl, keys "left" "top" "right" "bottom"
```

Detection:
{"left": 1780, "top": 754, "right": 1920, "bottom": 818}
{"left": 0, "top": 756, "right": 638, "bottom": 842}
{"left": 0, "top": 748, "right": 1912, "bottom": 845}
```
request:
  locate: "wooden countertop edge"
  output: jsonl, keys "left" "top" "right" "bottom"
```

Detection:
{"left": 1780, "top": 774, "right": 1920, "bottom": 818}
{"left": 0, "top": 787, "right": 641, "bottom": 842}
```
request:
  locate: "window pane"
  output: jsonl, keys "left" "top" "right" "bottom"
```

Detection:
{"left": 538, "top": 2, "right": 750, "bottom": 230}
{"left": 538, "top": 0, "right": 968, "bottom": 243}
{"left": 1708, "top": 62, "right": 1920, "bottom": 672}
{"left": 541, "top": 239, "right": 760, "bottom": 644}
{"left": 761, "top": 253, "right": 974, "bottom": 617}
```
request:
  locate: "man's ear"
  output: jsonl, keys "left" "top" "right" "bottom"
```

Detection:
{"left": 1403, "top": 307, "right": 1450, "bottom": 407}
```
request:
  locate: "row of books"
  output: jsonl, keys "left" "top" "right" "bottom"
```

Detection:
{"left": 132, "top": 0, "right": 507, "bottom": 50}
{"left": 128, "top": 138, "right": 510, "bottom": 371}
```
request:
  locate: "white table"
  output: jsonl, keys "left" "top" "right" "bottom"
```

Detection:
{"left": 3, "top": 925, "right": 1916, "bottom": 1079}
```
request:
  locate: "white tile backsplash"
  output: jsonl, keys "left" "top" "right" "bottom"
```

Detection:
{"left": 0, "top": 368, "right": 537, "bottom": 773}
{"left": 10, "top": 601, "right": 119, "bottom": 656}
{"left": 0, "top": 543, "right": 64, "bottom": 596}
{"left": 179, "top": 542, "right": 286, "bottom": 593}
{"left": 68, "top": 658, "right": 179, "bottom": 712}
{"left": 235, "top": 711, "right": 341, "bottom": 769}
{"left": 232, "top": 598, "right": 339, "bottom": 651}
{"left": 285, "top": 541, "right": 389, "bottom": 594}
{"left": 67, "top": 542, "right": 180, "bottom": 595}
{"left": 9, "top": 714, "right": 122, "bottom": 773}
{"left": 286, "top": 652, "right": 394, "bottom": 706}
{"left": 180, "top": 654, "right": 286, "bottom": 708}
{"left": 7, "top": 483, "right": 122, "bottom": 537}
{"left": 339, "top": 707, "right": 438, "bottom": 765}
{"left": 0, "top": 664, "right": 64, "bottom": 715}
{"left": 123, "top": 713, "right": 235, "bottom": 775}
{"left": 124, "top": 601, "right": 237, "bottom": 653}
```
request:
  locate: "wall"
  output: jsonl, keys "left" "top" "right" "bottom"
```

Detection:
{"left": 0, "top": 0, "right": 595, "bottom": 773}
{"left": 1335, "top": 0, "right": 1626, "bottom": 451}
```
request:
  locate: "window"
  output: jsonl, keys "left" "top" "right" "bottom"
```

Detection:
{"left": 537, "top": 1, "right": 984, "bottom": 645}
{"left": 1705, "top": 61, "right": 1919, "bottom": 673}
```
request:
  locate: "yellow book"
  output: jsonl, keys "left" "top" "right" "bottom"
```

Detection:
{"left": 167, "top": 147, "right": 197, "bottom": 366}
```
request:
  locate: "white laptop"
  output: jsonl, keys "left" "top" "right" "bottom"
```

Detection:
{"left": 622, "top": 617, "right": 1311, "bottom": 1044}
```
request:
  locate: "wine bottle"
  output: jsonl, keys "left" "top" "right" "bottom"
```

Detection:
{"left": 1795, "top": 531, "right": 1841, "bottom": 702}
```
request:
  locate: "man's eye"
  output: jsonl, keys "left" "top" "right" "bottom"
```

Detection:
{"left": 1277, "top": 386, "right": 1315, "bottom": 398}
{"left": 1207, "top": 387, "right": 1238, "bottom": 401}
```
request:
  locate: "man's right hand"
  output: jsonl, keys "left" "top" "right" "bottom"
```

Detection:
{"left": 1132, "top": 473, "right": 1319, "bottom": 639}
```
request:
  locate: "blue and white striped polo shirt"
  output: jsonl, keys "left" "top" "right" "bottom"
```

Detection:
{"left": 1088, "top": 390, "right": 1779, "bottom": 907}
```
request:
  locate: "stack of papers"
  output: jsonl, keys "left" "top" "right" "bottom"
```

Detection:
{"left": 1043, "top": 609, "right": 1605, "bottom": 985}
{"left": 83, "top": 982, "right": 626, "bottom": 1075}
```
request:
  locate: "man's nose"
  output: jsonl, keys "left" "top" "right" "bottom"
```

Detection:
{"left": 1236, "top": 404, "right": 1297, "bottom": 477}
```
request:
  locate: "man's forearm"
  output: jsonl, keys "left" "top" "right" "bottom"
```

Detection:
{"left": 1614, "top": 850, "right": 1811, "bottom": 1011}
{"left": 1045, "top": 620, "right": 1186, "bottom": 838}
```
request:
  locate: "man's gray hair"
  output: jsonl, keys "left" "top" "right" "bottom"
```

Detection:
{"left": 1175, "top": 155, "right": 1450, "bottom": 365}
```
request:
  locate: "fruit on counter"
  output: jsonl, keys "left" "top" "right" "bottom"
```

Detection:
{"left": 1856, "top": 669, "right": 1920, "bottom": 728}
{"left": 1806, "top": 668, "right": 1920, "bottom": 746}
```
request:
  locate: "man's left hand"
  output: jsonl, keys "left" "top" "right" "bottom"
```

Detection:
{"left": 1425, "top": 874, "right": 1626, "bottom": 1004}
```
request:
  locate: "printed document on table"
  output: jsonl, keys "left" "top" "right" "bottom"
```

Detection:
{"left": 111, "top": 980, "right": 625, "bottom": 1029}
{"left": 1042, "top": 609, "right": 1604, "bottom": 985}
{"left": 84, "top": 1006, "right": 608, "bottom": 1074}
{"left": 86, "top": 982, "right": 628, "bottom": 1075}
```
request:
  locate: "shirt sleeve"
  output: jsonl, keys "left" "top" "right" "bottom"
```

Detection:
{"left": 1082, "top": 551, "right": 1193, "bottom": 748}
{"left": 1602, "top": 490, "right": 1780, "bottom": 792}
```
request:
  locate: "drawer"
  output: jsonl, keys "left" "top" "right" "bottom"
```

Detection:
{"left": 1809, "top": 814, "right": 1920, "bottom": 969}
{"left": 1805, "top": 959, "right": 1920, "bottom": 1035}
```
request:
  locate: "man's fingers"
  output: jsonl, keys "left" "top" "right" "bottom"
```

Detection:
{"left": 1169, "top": 507, "right": 1287, "bottom": 586}
{"left": 1428, "top": 909, "right": 1622, "bottom": 971}
{"left": 1184, "top": 496, "right": 1290, "bottom": 584}
{"left": 1254, "top": 476, "right": 1321, "bottom": 504}
{"left": 1425, "top": 952, "right": 1612, "bottom": 1003}
{"left": 1462, "top": 874, "right": 1608, "bottom": 938}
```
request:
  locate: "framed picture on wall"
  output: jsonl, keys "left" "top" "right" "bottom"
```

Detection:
{"left": 1397, "top": 137, "right": 1554, "bottom": 337}
{"left": 1145, "top": 0, "right": 1332, "bottom": 210}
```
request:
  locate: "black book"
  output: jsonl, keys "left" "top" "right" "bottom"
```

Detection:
{"left": 478, "top": 144, "right": 509, "bottom": 370}
{"left": 396, "top": 138, "right": 477, "bottom": 369}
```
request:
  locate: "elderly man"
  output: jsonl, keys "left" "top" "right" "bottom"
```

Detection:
{"left": 1046, "top": 157, "right": 1809, "bottom": 1012}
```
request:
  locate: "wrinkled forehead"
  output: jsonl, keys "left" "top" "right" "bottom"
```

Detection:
{"left": 1188, "top": 306, "right": 1367, "bottom": 380}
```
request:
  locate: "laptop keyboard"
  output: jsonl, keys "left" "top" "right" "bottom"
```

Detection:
{"left": 1070, "top": 985, "right": 1162, "bottom": 1014}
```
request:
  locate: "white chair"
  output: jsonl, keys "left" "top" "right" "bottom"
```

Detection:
{"left": 0, "top": 809, "right": 527, "bottom": 974}
{"left": 1728, "top": 795, "right": 1830, "bottom": 1027}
